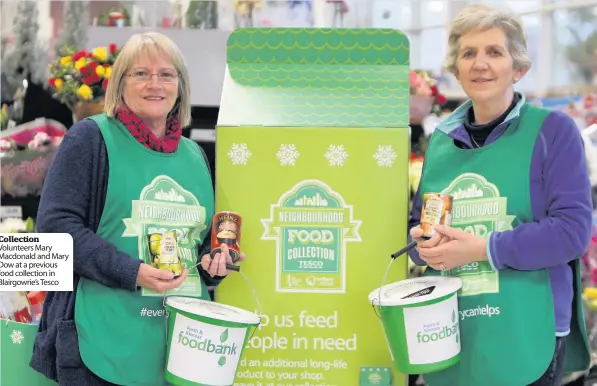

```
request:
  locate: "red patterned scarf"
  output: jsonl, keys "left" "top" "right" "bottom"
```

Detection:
{"left": 115, "top": 105, "right": 182, "bottom": 153}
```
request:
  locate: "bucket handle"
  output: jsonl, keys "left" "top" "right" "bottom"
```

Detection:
{"left": 372, "top": 240, "right": 418, "bottom": 318}
{"left": 370, "top": 256, "right": 396, "bottom": 319}
{"left": 161, "top": 261, "right": 264, "bottom": 344}
{"left": 235, "top": 267, "right": 263, "bottom": 341}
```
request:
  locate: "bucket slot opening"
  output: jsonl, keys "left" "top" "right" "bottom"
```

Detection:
{"left": 400, "top": 285, "right": 436, "bottom": 299}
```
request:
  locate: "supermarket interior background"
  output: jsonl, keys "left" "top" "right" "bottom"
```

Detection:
{"left": 0, "top": 0, "right": 597, "bottom": 385}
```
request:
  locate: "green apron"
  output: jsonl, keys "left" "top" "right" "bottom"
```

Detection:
{"left": 75, "top": 114, "right": 214, "bottom": 386}
{"left": 418, "top": 105, "right": 590, "bottom": 386}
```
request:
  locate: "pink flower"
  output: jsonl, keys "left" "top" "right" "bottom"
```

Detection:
{"left": 416, "top": 83, "right": 433, "bottom": 97}
{"left": 28, "top": 132, "right": 50, "bottom": 151}
{"left": 52, "top": 136, "right": 64, "bottom": 147}
{"left": 0, "top": 139, "right": 12, "bottom": 153}
{"left": 409, "top": 71, "right": 422, "bottom": 88}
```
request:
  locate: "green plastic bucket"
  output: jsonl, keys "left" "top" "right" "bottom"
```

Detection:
{"left": 369, "top": 276, "right": 463, "bottom": 375}
{"left": 164, "top": 296, "right": 261, "bottom": 386}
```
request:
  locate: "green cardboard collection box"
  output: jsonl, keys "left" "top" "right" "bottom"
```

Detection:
{"left": 0, "top": 28, "right": 413, "bottom": 386}
{"left": 215, "top": 28, "right": 411, "bottom": 386}
{"left": 0, "top": 319, "right": 56, "bottom": 386}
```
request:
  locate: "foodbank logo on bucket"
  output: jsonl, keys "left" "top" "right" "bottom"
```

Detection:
{"left": 177, "top": 326, "right": 238, "bottom": 367}
{"left": 416, "top": 310, "right": 460, "bottom": 344}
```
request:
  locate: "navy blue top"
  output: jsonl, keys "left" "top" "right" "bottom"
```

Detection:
{"left": 30, "top": 119, "right": 222, "bottom": 383}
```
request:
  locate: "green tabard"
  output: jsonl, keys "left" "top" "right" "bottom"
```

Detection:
{"left": 75, "top": 114, "right": 214, "bottom": 386}
{"left": 419, "top": 105, "right": 590, "bottom": 385}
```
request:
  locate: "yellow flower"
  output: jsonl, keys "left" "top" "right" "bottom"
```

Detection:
{"left": 104, "top": 66, "right": 112, "bottom": 79}
{"left": 78, "top": 84, "right": 93, "bottom": 100}
{"left": 92, "top": 47, "right": 108, "bottom": 62}
{"left": 60, "top": 56, "right": 72, "bottom": 66}
{"left": 95, "top": 66, "right": 105, "bottom": 77}
{"left": 54, "top": 79, "right": 63, "bottom": 90}
{"left": 75, "top": 57, "right": 87, "bottom": 71}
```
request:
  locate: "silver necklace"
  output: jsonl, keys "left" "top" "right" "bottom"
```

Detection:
{"left": 470, "top": 133, "right": 481, "bottom": 148}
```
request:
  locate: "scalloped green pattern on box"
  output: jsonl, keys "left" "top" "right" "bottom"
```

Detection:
{"left": 218, "top": 28, "right": 410, "bottom": 128}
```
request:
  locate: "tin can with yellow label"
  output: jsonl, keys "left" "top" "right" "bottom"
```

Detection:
{"left": 148, "top": 230, "right": 183, "bottom": 276}
{"left": 210, "top": 211, "right": 242, "bottom": 262}
{"left": 420, "top": 193, "right": 453, "bottom": 239}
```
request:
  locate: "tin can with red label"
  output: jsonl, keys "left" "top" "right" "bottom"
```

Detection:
{"left": 210, "top": 211, "right": 242, "bottom": 262}
{"left": 420, "top": 193, "right": 453, "bottom": 239}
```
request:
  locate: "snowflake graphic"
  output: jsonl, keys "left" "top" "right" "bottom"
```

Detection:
{"left": 373, "top": 145, "right": 398, "bottom": 167}
{"left": 325, "top": 145, "right": 349, "bottom": 167}
{"left": 227, "top": 143, "right": 252, "bottom": 165}
{"left": 276, "top": 144, "right": 300, "bottom": 166}
{"left": 11, "top": 329, "right": 24, "bottom": 344}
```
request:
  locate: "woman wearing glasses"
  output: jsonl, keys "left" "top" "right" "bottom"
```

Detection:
{"left": 30, "top": 32, "right": 244, "bottom": 385}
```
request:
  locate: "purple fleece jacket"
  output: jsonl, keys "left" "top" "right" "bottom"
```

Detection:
{"left": 409, "top": 94, "right": 593, "bottom": 336}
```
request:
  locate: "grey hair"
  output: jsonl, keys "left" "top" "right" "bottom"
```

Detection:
{"left": 443, "top": 3, "right": 531, "bottom": 74}
{"left": 104, "top": 32, "right": 191, "bottom": 127}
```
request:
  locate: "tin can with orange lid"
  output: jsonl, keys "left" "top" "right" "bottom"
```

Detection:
{"left": 210, "top": 211, "right": 242, "bottom": 262}
{"left": 420, "top": 193, "right": 453, "bottom": 239}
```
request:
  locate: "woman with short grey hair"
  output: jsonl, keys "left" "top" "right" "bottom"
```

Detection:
{"left": 409, "top": 3, "right": 592, "bottom": 386}
{"left": 443, "top": 3, "right": 531, "bottom": 76}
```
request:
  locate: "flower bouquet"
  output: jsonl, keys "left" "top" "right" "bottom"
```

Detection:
{"left": 410, "top": 70, "right": 447, "bottom": 125}
{"left": 47, "top": 43, "right": 120, "bottom": 121}
{"left": 0, "top": 118, "right": 67, "bottom": 197}
{"left": 98, "top": 6, "right": 131, "bottom": 27}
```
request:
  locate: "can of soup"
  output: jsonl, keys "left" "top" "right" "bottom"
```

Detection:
{"left": 420, "top": 193, "right": 453, "bottom": 239}
{"left": 210, "top": 211, "right": 242, "bottom": 262}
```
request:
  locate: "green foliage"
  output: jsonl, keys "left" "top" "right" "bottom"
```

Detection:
{"left": 564, "top": 8, "right": 597, "bottom": 83}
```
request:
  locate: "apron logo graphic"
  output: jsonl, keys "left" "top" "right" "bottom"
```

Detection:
{"left": 441, "top": 173, "right": 516, "bottom": 297}
{"left": 122, "top": 175, "right": 208, "bottom": 296}
{"left": 416, "top": 310, "right": 459, "bottom": 344}
{"left": 261, "top": 179, "right": 361, "bottom": 293}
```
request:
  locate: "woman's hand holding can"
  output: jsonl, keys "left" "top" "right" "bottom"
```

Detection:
{"left": 201, "top": 244, "right": 246, "bottom": 277}
{"left": 411, "top": 226, "right": 449, "bottom": 249}
{"left": 136, "top": 263, "right": 189, "bottom": 293}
